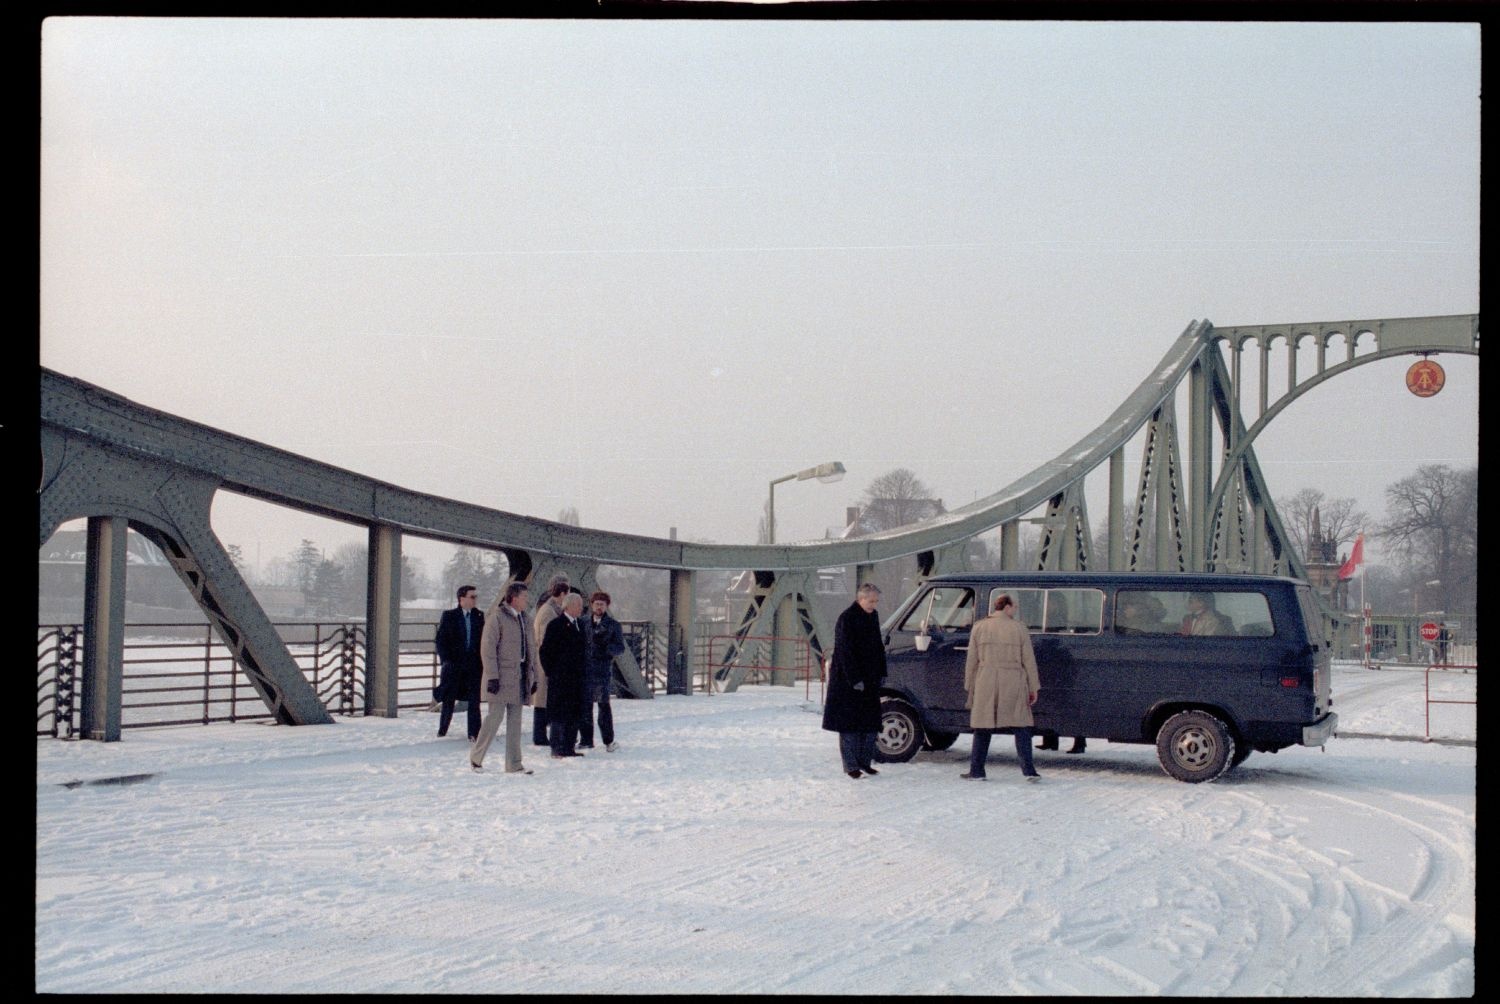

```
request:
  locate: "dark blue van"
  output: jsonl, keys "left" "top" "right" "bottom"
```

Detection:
{"left": 874, "top": 572, "right": 1337, "bottom": 782}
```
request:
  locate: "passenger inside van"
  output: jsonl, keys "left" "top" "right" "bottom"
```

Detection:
{"left": 1116, "top": 593, "right": 1167, "bottom": 634}
{"left": 1180, "top": 592, "right": 1235, "bottom": 636}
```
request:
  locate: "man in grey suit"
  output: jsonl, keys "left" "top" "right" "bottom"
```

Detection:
{"left": 470, "top": 581, "right": 536, "bottom": 775}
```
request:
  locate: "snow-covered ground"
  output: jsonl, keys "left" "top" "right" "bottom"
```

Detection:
{"left": 35, "top": 660, "right": 1474, "bottom": 994}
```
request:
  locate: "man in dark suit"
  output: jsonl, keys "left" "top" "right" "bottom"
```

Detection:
{"left": 435, "top": 584, "right": 485, "bottom": 741}
{"left": 539, "top": 592, "right": 587, "bottom": 758}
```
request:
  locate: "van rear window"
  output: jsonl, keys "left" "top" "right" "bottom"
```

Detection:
{"left": 1115, "top": 590, "right": 1275, "bottom": 637}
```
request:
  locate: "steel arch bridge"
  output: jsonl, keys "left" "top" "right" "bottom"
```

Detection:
{"left": 39, "top": 313, "right": 1478, "bottom": 737}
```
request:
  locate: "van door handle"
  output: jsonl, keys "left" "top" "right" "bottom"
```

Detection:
{"left": 955, "top": 645, "right": 968, "bottom": 651}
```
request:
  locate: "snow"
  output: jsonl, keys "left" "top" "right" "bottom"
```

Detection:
{"left": 35, "top": 661, "right": 1474, "bottom": 994}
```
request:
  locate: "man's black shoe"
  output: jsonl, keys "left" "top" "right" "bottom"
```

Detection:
{"left": 863, "top": 766, "right": 879, "bottom": 775}
{"left": 847, "top": 770, "right": 862, "bottom": 779}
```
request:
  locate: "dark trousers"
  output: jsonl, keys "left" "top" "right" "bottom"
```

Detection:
{"left": 577, "top": 697, "right": 614, "bottom": 747}
{"left": 532, "top": 705, "right": 550, "bottom": 745}
{"left": 969, "top": 727, "right": 1036, "bottom": 778}
{"left": 549, "top": 711, "right": 578, "bottom": 755}
{"left": 838, "top": 731, "right": 878, "bottom": 773}
{"left": 438, "top": 670, "right": 481, "bottom": 739}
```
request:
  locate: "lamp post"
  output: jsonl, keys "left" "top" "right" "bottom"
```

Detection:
{"left": 764, "top": 460, "right": 845, "bottom": 688}
{"left": 767, "top": 461, "right": 846, "bottom": 545}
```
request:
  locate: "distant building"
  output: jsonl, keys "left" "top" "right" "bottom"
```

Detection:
{"left": 39, "top": 528, "right": 191, "bottom": 611}
{"left": 1301, "top": 507, "right": 1351, "bottom": 609}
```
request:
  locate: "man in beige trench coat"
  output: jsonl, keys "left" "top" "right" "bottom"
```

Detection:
{"left": 962, "top": 592, "right": 1042, "bottom": 781}
{"left": 470, "top": 581, "right": 535, "bottom": 775}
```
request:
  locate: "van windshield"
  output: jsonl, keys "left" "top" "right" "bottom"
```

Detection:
{"left": 896, "top": 587, "right": 975, "bottom": 633}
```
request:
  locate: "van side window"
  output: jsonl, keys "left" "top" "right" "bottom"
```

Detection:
{"left": 985, "top": 588, "right": 1102, "bottom": 634}
{"left": 1116, "top": 590, "right": 1275, "bottom": 637}
{"left": 897, "top": 587, "right": 975, "bottom": 633}
{"left": 1115, "top": 591, "right": 1171, "bottom": 634}
{"left": 990, "top": 588, "right": 1045, "bottom": 631}
{"left": 1042, "top": 589, "right": 1105, "bottom": 634}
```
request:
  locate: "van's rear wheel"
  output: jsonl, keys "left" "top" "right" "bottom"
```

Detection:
{"left": 875, "top": 699, "right": 923, "bottom": 763}
{"left": 1156, "top": 710, "right": 1235, "bottom": 783}
{"left": 922, "top": 730, "right": 959, "bottom": 752}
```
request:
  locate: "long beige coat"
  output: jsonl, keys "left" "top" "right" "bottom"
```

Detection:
{"left": 479, "top": 601, "right": 533, "bottom": 706}
{"left": 963, "top": 610, "right": 1041, "bottom": 728}
{"left": 530, "top": 597, "right": 564, "bottom": 709}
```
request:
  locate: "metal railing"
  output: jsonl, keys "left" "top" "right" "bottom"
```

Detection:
{"left": 696, "top": 632, "right": 822, "bottom": 700}
{"left": 36, "top": 626, "right": 82, "bottom": 739}
{"left": 619, "top": 620, "right": 664, "bottom": 694}
{"left": 36, "top": 621, "right": 448, "bottom": 737}
{"left": 36, "top": 618, "right": 681, "bottom": 737}
{"left": 1425, "top": 661, "right": 1478, "bottom": 742}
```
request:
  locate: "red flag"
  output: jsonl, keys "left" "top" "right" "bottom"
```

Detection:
{"left": 1337, "top": 533, "right": 1364, "bottom": 580}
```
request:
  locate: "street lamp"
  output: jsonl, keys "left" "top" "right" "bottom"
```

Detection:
{"left": 767, "top": 461, "right": 846, "bottom": 544}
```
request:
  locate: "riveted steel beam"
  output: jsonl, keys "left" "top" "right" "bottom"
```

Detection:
{"left": 41, "top": 435, "right": 332, "bottom": 728}
{"left": 40, "top": 312, "right": 1477, "bottom": 730}
{"left": 714, "top": 570, "right": 831, "bottom": 693}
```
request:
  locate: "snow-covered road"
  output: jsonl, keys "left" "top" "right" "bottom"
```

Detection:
{"left": 35, "top": 661, "right": 1474, "bottom": 994}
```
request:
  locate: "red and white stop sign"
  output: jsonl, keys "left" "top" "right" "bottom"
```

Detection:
{"left": 1420, "top": 622, "right": 1442, "bottom": 642}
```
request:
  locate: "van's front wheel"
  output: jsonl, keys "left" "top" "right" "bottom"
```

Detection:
{"left": 1156, "top": 710, "right": 1235, "bottom": 783}
{"left": 875, "top": 699, "right": 923, "bottom": 763}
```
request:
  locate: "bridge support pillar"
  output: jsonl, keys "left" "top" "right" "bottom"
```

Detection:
{"left": 772, "top": 595, "right": 797, "bottom": 686}
{"left": 81, "top": 516, "right": 127, "bottom": 742}
{"left": 1000, "top": 522, "right": 1020, "bottom": 571}
{"left": 1107, "top": 448, "right": 1125, "bottom": 570}
{"left": 364, "top": 525, "right": 403, "bottom": 718}
{"left": 667, "top": 569, "right": 695, "bottom": 695}
{"left": 1187, "top": 357, "right": 1213, "bottom": 571}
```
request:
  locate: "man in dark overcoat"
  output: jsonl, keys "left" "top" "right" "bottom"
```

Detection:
{"left": 821, "top": 583, "right": 887, "bottom": 778}
{"left": 434, "top": 584, "right": 485, "bottom": 741}
{"left": 578, "top": 591, "right": 626, "bottom": 751}
{"left": 539, "top": 592, "right": 588, "bottom": 758}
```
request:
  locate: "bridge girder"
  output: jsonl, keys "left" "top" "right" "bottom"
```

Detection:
{"left": 40, "top": 313, "right": 1477, "bottom": 731}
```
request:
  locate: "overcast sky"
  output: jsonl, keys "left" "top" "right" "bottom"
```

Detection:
{"left": 40, "top": 18, "right": 1479, "bottom": 575}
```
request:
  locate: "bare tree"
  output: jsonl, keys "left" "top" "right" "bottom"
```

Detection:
{"left": 1278, "top": 488, "right": 1367, "bottom": 563}
{"left": 858, "top": 468, "right": 944, "bottom": 533}
{"left": 1377, "top": 464, "right": 1477, "bottom": 618}
{"left": 558, "top": 506, "right": 581, "bottom": 527}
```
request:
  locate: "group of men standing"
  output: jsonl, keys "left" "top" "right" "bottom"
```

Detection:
{"left": 821, "top": 583, "right": 1043, "bottom": 782}
{"left": 443, "top": 574, "right": 1046, "bottom": 782}
{"left": 432, "top": 574, "right": 626, "bottom": 777}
